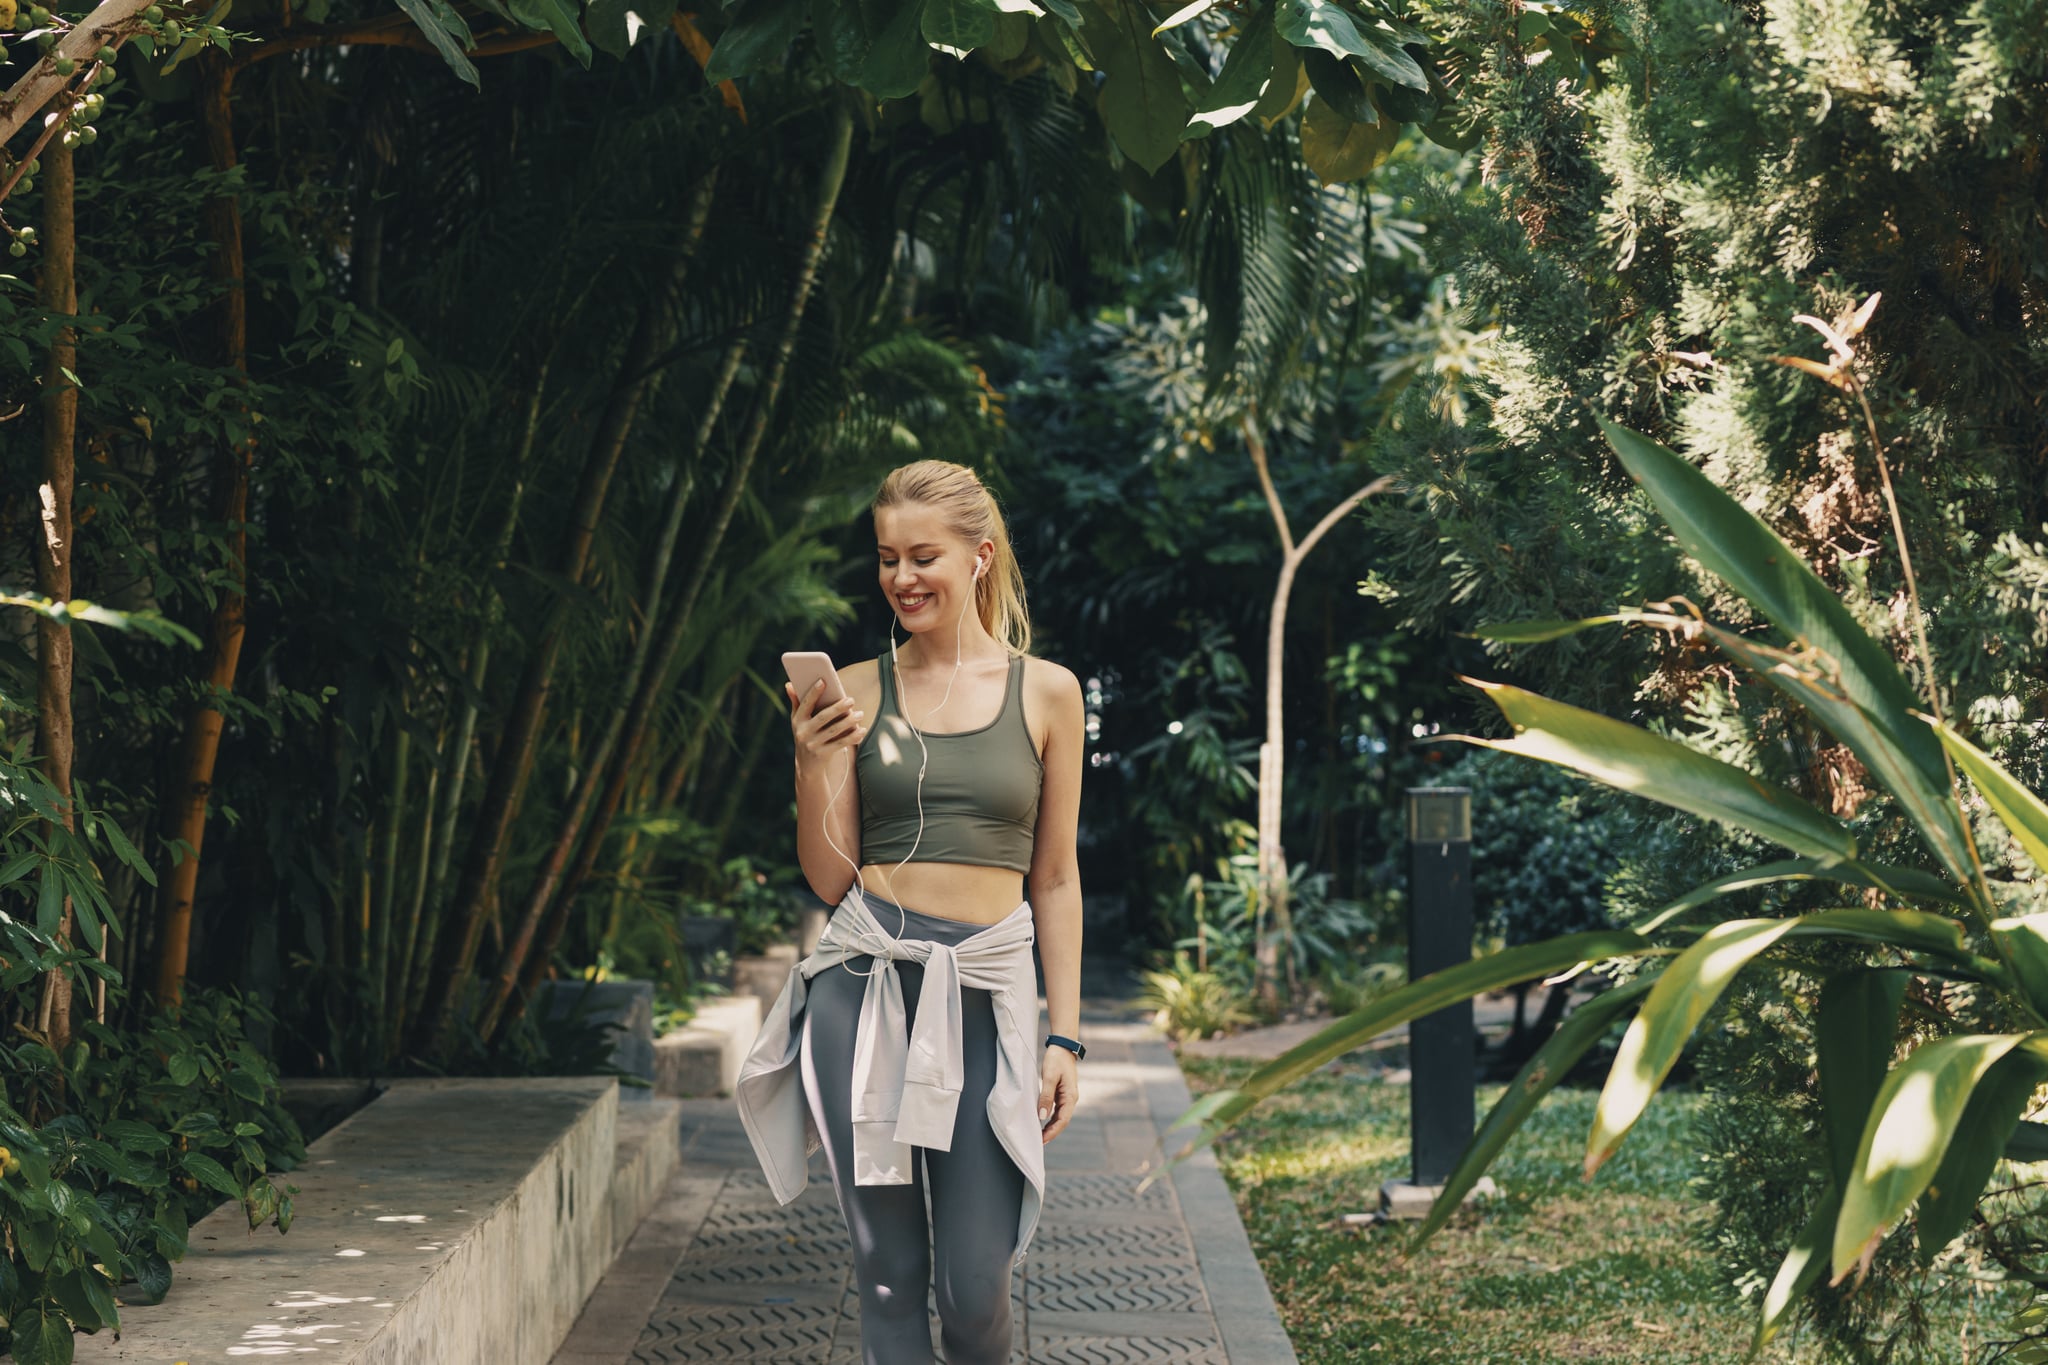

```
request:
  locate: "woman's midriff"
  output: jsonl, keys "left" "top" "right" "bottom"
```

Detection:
{"left": 855, "top": 860, "right": 1027, "bottom": 926}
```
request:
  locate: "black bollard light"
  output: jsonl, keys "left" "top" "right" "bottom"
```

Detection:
{"left": 1379, "top": 786, "right": 1490, "bottom": 1219}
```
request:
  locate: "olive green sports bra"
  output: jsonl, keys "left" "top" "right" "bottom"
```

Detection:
{"left": 856, "top": 652, "right": 1042, "bottom": 875}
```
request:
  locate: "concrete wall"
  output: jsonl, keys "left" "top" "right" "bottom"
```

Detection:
{"left": 77, "top": 1077, "right": 619, "bottom": 1365}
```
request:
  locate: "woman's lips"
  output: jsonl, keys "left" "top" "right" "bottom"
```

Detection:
{"left": 898, "top": 594, "right": 932, "bottom": 615}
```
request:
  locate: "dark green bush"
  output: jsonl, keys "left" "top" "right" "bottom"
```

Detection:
{"left": 1, "top": 987, "right": 303, "bottom": 1362}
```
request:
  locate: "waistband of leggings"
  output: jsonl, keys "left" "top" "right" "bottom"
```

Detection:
{"left": 842, "top": 889, "right": 994, "bottom": 947}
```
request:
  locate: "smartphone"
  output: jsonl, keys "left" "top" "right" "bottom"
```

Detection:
{"left": 781, "top": 651, "right": 848, "bottom": 715}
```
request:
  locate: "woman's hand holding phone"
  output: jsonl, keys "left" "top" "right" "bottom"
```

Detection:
{"left": 787, "top": 677, "right": 866, "bottom": 776}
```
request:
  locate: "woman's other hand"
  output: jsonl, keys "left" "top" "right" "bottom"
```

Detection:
{"left": 1038, "top": 1046, "right": 1078, "bottom": 1142}
{"left": 787, "top": 679, "right": 865, "bottom": 775}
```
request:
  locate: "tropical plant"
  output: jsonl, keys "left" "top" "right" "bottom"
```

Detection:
{"left": 1165, "top": 400, "right": 2048, "bottom": 1352}
{"left": 1137, "top": 952, "right": 1254, "bottom": 1042}
{"left": 0, "top": 984, "right": 302, "bottom": 1361}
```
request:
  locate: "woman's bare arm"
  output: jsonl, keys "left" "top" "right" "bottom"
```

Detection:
{"left": 787, "top": 662, "right": 873, "bottom": 904}
{"left": 1027, "top": 658, "right": 1086, "bottom": 1139}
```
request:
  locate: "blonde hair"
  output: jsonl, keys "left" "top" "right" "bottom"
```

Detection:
{"left": 872, "top": 460, "right": 1032, "bottom": 656}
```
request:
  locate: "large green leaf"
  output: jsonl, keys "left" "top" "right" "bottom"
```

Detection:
{"left": 1301, "top": 48, "right": 1376, "bottom": 124}
{"left": 1252, "top": 25, "right": 1307, "bottom": 126}
{"left": 1916, "top": 1048, "right": 2047, "bottom": 1261}
{"left": 1931, "top": 718, "right": 2048, "bottom": 877}
{"left": 1275, "top": 0, "right": 1427, "bottom": 87}
{"left": 1184, "top": 1, "right": 1273, "bottom": 137}
{"left": 1299, "top": 95, "right": 1397, "bottom": 184}
{"left": 1751, "top": 1181, "right": 1838, "bottom": 1356}
{"left": 1466, "top": 679, "right": 1858, "bottom": 864}
{"left": 1158, "top": 930, "right": 1654, "bottom": 1159}
{"left": 505, "top": 0, "right": 593, "bottom": 65}
{"left": 1991, "top": 914, "right": 2048, "bottom": 1008}
{"left": 1597, "top": 418, "right": 1974, "bottom": 883}
{"left": 2008, "top": 1120, "right": 2048, "bottom": 1162}
{"left": 1084, "top": 0, "right": 1190, "bottom": 172}
{"left": 1589, "top": 911, "right": 1973, "bottom": 1176}
{"left": 858, "top": 0, "right": 932, "bottom": 97}
{"left": 392, "top": 0, "right": 479, "bottom": 86}
{"left": 1705, "top": 622, "right": 1976, "bottom": 887}
{"left": 1631, "top": 858, "right": 1964, "bottom": 934}
{"left": 7, "top": 1306, "right": 72, "bottom": 1365}
{"left": 922, "top": 0, "right": 997, "bottom": 50}
{"left": 1410, "top": 977, "right": 1652, "bottom": 1251}
{"left": 705, "top": 0, "right": 809, "bottom": 82}
{"left": 1817, "top": 970, "right": 1908, "bottom": 1186}
{"left": 1833, "top": 1032, "right": 2038, "bottom": 1281}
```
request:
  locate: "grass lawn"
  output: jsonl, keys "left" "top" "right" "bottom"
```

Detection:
{"left": 1179, "top": 1055, "right": 2019, "bottom": 1364}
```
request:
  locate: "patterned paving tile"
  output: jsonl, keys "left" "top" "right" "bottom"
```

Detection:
{"left": 582, "top": 1000, "right": 1283, "bottom": 1364}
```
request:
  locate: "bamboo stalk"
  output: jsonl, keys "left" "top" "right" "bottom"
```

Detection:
{"left": 413, "top": 284, "right": 671, "bottom": 1054}
{"left": 154, "top": 56, "right": 252, "bottom": 1008}
{"left": 506, "top": 105, "right": 857, "bottom": 1026}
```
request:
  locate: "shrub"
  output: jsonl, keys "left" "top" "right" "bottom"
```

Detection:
{"left": 1138, "top": 955, "right": 1255, "bottom": 1042}
{"left": 1, "top": 987, "right": 303, "bottom": 1361}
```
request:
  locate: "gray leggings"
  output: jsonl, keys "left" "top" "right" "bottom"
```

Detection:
{"left": 799, "top": 895, "right": 1025, "bottom": 1365}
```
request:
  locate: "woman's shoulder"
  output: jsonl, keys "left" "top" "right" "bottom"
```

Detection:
{"left": 1019, "top": 654, "right": 1083, "bottom": 709}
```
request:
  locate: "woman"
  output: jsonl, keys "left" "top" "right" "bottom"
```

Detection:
{"left": 734, "top": 459, "right": 1086, "bottom": 1365}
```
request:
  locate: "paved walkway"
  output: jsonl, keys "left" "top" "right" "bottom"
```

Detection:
{"left": 550, "top": 983, "right": 1297, "bottom": 1364}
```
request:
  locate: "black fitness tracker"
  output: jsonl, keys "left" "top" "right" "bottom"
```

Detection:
{"left": 1045, "top": 1033, "right": 1085, "bottom": 1061}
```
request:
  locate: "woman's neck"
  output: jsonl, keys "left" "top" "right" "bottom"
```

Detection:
{"left": 897, "top": 619, "right": 1004, "bottom": 671}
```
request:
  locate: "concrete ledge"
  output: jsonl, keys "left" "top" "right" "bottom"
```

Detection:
{"left": 605, "top": 1098, "right": 681, "bottom": 1260}
{"left": 653, "top": 994, "right": 762, "bottom": 1098}
{"left": 732, "top": 943, "right": 799, "bottom": 1010}
{"left": 79, "top": 1077, "right": 619, "bottom": 1365}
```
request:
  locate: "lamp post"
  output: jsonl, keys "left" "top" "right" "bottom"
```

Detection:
{"left": 1380, "top": 786, "right": 1487, "bottom": 1218}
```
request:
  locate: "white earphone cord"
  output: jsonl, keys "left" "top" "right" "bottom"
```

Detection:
{"left": 818, "top": 555, "right": 984, "bottom": 977}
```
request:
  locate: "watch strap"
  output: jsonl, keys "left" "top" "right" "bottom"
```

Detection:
{"left": 1045, "top": 1033, "right": 1086, "bottom": 1061}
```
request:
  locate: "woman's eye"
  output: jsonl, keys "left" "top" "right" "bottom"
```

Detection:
{"left": 916, "top": 558, "right": 936, "bottom": 567}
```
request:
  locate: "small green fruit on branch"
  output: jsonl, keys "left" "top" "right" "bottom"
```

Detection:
{"left": 0, "top": 0, "right": 154, "bottom": 147}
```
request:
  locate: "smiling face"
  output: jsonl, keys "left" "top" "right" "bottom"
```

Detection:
{"left": 875, "top": 502, "right": 990, "bottom": 634}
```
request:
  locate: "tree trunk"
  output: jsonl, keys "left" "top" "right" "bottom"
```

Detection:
{"left": 504, "top": 105, "right": 856, "bottom": 1025}
{"left": 33, "top": 123, "right": 78, "bottom": 1049}
{"left": 414, "top": 229, "right": 704, "bottom": 1058}
{"left": 476, "top": 172, "right": 724, "bottom": 1039}
{"left": 1242, "top": 413, "right": 1392, "bottom": 1012}
{"left": 155, "top": 58, "right": 251, "bottom": 1009}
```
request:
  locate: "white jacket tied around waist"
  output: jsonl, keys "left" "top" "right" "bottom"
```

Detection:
{"left": 733, "top": 888, "right": 1046, "bottom": 1269}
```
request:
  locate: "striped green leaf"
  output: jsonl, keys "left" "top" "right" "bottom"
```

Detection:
{"left": 1931, "top": 718, "right": 2048, "bottom": 877}
{"left": 1159, "top": 930, "right": 1654, "bottom": 1162}
{"left": 1589, "top": 911, "right": 1974, "bottom": 1177}
{"left": 1467, "top": 680, "right": 1858, "bottom": 864}
{"left": 1833, "top": 1032, "right": 2039, "bottom": 1283}
{"left": 1599, "top": 418, "right": 1975, "bottom": 884}
{"left": 1916, "top": 1048, "right": 2047, "bottom": 1262}
{"left": 1631, "top": 858, "right": 1964, "bottom": 934}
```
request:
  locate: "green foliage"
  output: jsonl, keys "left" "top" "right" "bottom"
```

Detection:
{"left": 1137, "top": 952, "right": 1255, "bottom": 1041}
{"left": 0, "top": 987, "right": 302, "bottom": 1358}
{"left": 1169, "top": 414, "right": 2048, "bottom": 1352}
{"left": 700, "top": 0, "right": 1585, "bottom": 194}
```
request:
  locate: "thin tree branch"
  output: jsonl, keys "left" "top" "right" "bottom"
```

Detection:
{"left": 1241, "top": 412, "right": 1295, "bottom": 558}
{"left": 1294, "top": 475, "right": 1395, "bottom": 564}
{"left": 0, "top": 0, "right": 149, "bottom": 148}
